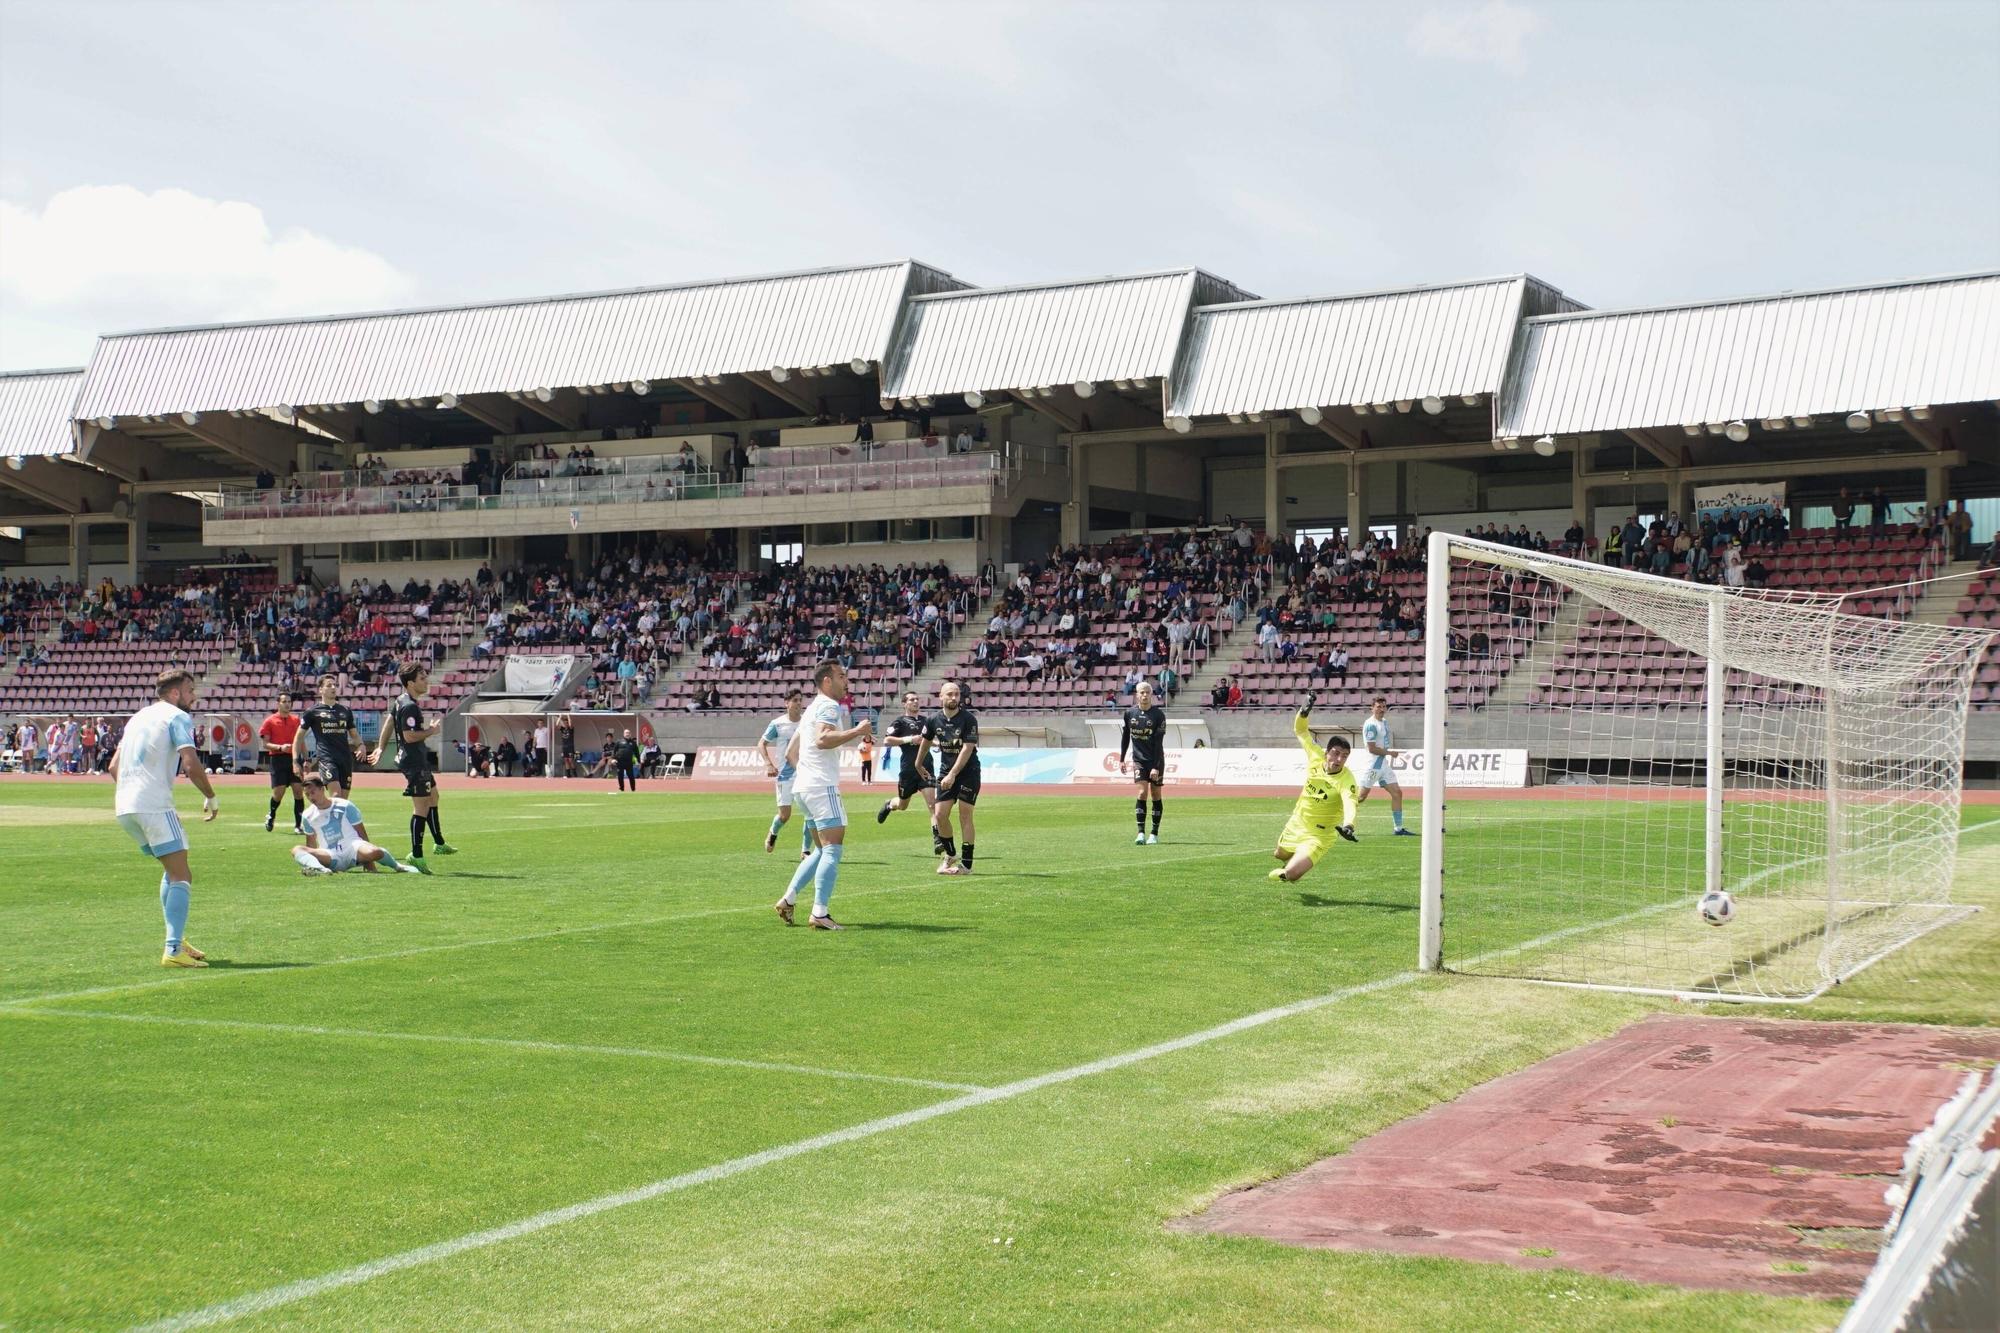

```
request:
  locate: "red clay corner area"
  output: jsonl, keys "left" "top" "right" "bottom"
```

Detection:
{"left": 1174, "top": 1014, "right": 2000, "bottom": 1298}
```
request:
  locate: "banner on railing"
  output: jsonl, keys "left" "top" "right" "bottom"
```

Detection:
{"left": 1694, "top": 482, "right": 1785, "bottom": 525}
{"left": 503, "top": 654, "right": 573, "bottom": 696}
{"left": 692, "top": 745, "right": 1528, "bottom": 787}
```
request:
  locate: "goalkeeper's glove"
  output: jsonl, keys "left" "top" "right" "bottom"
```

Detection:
{"left": 1300, "top": 692, "right": 1316, "bottom": 715}
{"left": 1336, "top": 825, "right": 1357, "bottom": 843}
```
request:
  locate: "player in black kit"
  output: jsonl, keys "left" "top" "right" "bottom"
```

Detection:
{"left": 390, "top": 661, "right": 457, "bottom": 867}
{"left": 293, "top": 674, "right": 373, "bottom": 798}
{"left": 929, "top": 680, "right": 981, "bottom": 876}
{"left": 875, "top": 690, "right": 942, "bottom": 853}
{"left": 1121, "top": 679, "right": 1169, "bottom": 844}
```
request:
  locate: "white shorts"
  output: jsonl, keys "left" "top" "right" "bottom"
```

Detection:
{"left": 117, "top": 809, "right": 188, "bottom": 858}
{"left": 1358, "top": 763, "right": 1398, "bottom": 790}
{"left": 323, "top": 844, "right": 361, "bottom": 873}
{"left": 794, "top": 786, "right": 846, "bottom": 831}
{"left": 774, "top": 775, "right": 795, "bottom": 808}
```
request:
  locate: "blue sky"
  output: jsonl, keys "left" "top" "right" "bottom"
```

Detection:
{"left": 2, "top": 0, "right": 1995, "bottom": 367}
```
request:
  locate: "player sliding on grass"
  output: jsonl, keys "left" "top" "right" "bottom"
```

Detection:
{"left": 110, "top": 668, "right": 220, "bottom": 967}
{"left": 1268, "top": 692, "right": 1359, "bottom": 884}
{"left": 1121, "top": 680, "right": 1167, "bottom": 844}
{"left": 292, "top": 768, "right": 430, "bottom": 876}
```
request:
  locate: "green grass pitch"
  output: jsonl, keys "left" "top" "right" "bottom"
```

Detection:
{"left": 2, "top": 780, "right": 1994, "bottom": 1330}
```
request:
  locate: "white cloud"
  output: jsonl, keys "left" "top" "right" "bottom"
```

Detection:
{"left": 0, "top": 185, "right": 412, "bottom": 364}
{"left": 1409, "top": 2, "right": 1544, "bottom": 73}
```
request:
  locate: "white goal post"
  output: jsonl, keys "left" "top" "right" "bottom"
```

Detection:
{"left": 1418, "top": 529, "right": 1992, "bottom": 1002}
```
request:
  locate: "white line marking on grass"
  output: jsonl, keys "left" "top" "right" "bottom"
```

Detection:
{"left": 7, "top": 1010, "right": 985, "bottom": 1093}
{"left": 3, "top": 844, "right": 1270, "bottom": 1011}
{"left": 133, "top": 970, "right": 1415, "bottom": 1332}
{"left": 128, "top": 834, "right": 1876, "bottom": 1331}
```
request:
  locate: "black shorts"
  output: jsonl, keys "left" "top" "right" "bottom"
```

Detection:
{"left": 399, "top": 762, "right": 436, "bottom": 798}
{"left": 1129, "top": 754, "right": 1166, "bottom": 786}
{"left": 898, "top": 764, "right": 934, "bottom": 802}
{"left": 937, "top": 766, "right": 981, "bottom": 805}
{"left": 269, "top": 753, "right": 297, "bottom": 787}
{"left": 322, "top": 759, "right": 355, "bottom": 790}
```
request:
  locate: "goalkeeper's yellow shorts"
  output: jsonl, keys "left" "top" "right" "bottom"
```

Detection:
{"left": 1277, "top": 806, "right": 1335, "bottom": 863}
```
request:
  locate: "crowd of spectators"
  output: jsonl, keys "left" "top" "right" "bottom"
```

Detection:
{"left": 688, "top": 561, "right": 983, "bottom": 689}
{"left": 961, "top": 524, "right": 1270, "bottom": 705}
{"left": 1601, "top": 511, "right": 1784, "bottom": 588}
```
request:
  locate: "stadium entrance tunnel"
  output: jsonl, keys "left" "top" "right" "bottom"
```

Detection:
{"left": 1170, "top": 1014, "right": 2000, "bottom": 1298}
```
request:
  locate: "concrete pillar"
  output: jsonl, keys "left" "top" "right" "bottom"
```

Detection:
{"left": 66, "top": 518, "right": 84, "bottom": 581}
{"left": 128, "top": 492, "right": 151, "bottom": 573}
{"left": 1263, "top": 424, "right": 1283, "bottom": 544}
{"left": 567, "top": 531, "right": 590, "bottom": 572}
{"left": 1571, "top": 445, "right": 1591, "bottom": 538}
{"left": 1062, "top": 442, "right": 1087, "bottom": 546}
{"left": 734, "top": 526, "right": 757, "bottom": 572}
{"left": 1925, "top": 463, "right": 1948, "bottom": 513}
{"left": 1346, "top": 460, "right": 1367, "bottom": 543}
{"left": 275, "top": 545, "right": 297, "bottom": 585}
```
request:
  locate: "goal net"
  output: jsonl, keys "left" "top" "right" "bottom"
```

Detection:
{"left": 1418, "top": 531, "right": 1991, "bottom": 1002}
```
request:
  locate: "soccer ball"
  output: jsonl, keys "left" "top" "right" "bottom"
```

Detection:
{"left": 1698, "top": 890, "right": 1735, "bottom": 927}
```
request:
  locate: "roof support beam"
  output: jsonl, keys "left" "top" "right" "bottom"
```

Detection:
{"left": 455, "top": 394, "right": 530, "bottom": 436}
{"left": 1898, "top": 417, "right": 1948, "bottom": 452}
{"left": 1308, "top": 413, "right": 1367, "bottom": 451}
{"left": 673, "top": 378, "right": 756, "bottom": 422}
{"left": 180, "top": 415, "right": 299, "bottom": 474}
{"left": 1583, "top": 449, "right": 1963, "bottom": 487}
{"left": 511, "top": 388, "right": 587, "bottom": 432}
{"left": 75, "top": 425, "right": 223, "bottom": 485}
{"left": 0, "top": 457, "right": 123, "bottom": 514}
{"left": 1623, "top": 428, "right": 1686, "bottom": 468}
{"left": 298, "top": 406, "right": 362, "bottom": 444}
{"left": 1010, "top": 390, "right": 1086, "bottom": 435}
{"left": 740, "top": 371, "right": 817, "bottom": 417}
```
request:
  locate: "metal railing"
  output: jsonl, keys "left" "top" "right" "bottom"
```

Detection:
{"left": 207, "top": 442, "right": 1071, "bottom": 521}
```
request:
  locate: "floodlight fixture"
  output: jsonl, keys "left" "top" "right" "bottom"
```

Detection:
{"left": 1533, "top": 435, "right": 1557, "bottom": 457}
{"left": 1846, "top": 411, "right": 1872, "bottom": 432}
{"left": 1421, "top": 395, "right": 1444, "bottom": 415}
{"left": 1725, "top": 420, "right": 1750, "bottom": 443}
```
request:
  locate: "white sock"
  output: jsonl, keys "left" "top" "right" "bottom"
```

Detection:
{"left": 292, "top": 848, "right": 322, "bottom": 871}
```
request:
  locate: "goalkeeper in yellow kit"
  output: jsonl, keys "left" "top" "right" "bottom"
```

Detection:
{"left": 1269, "top": 693, "right": 1360, "bottom": 883}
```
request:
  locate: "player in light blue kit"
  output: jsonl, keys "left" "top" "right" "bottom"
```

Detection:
{"left": 759, "top": 689, "right": 815, "bottom": 857}
{"left": 773, "top": 662, "right": 872, "bottom": 930}
{"left": 108, "top": 668, "right": 220, "bottom": 967}
{"left": 292, "top": 768, "right": 430, "bottom": 876}
{"left": 1357, "top": 695, "right": 1414, "bottom": 836}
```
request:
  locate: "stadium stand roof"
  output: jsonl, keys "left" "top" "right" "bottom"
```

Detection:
{"left": 1167, "top": 275, "right": 1581, "bottom": 423}
{"left": 878, "top": 269, "right": 1254, "bottom": 405}
{"left": 0, "top": 368, "right": 83, "bottom": 458}
{"left": 1497, "top": 269, "right": 2000, "bottom": 439}
{"left": 71, "top": 260, "right": 966, "bottom": 421}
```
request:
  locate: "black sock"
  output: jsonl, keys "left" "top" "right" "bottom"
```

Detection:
{"left": 961, "top": 841, "right": 974, "bottom": 869}
{"left": 1151, "top": 799, "right": 1163, "bottom": 835}
{"left": 1135, "top": 797, "right": 1146, "bottom": 832}
{"left": 268, "top": 796, "right": 280, "bottom": 820}
{"left": 941, "top": 835, "right": 957, "bottom": 859}
{"left": 410, "top": 814, "right": 426, "bottom": 859}
{"left": 293, "top": 797, "right": 304, "bottom": 827}
{"left": 427, "top": 808, "right": 444, "bottom": 843}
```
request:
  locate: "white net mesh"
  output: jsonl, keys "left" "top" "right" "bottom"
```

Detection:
{"left": 1430, "top": 533, "right": 1990, "bottom": 1001}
